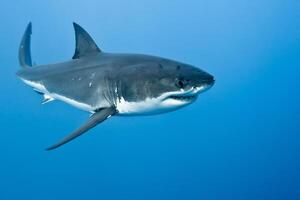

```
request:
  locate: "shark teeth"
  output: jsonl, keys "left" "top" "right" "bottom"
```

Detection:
{"left": 168, "top": 95, "right": 196, "bottom": 101}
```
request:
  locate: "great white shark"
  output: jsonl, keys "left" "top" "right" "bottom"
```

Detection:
{"left": 16, "top": 22, "right": 215, "bottom": 150}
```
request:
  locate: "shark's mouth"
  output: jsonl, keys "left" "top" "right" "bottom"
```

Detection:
{"left": 162, "top": 85, "right": 211, "bottom": 103}
{"left": 162, "top": 88, "right": 199, "bottom": 104}
{"left": 168, "top": 94, "right": 197, "bottom": 102}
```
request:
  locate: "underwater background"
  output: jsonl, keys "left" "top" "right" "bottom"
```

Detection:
{"left": 1, "top": 0, "right": 300, "bottom": 199}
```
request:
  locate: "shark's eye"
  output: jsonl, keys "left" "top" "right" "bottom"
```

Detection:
{"left": 175, "top": 79, "right": 186, "bottom": 88}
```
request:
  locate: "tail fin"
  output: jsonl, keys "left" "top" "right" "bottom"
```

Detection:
{"left": 19, "top": 22, "right": 32, "bottom": 68}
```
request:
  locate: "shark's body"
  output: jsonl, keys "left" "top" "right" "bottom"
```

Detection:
{"left": 17, "top": 23, "right": 215, "bottom": 150}
{"left": 18, "top": 53, "right": 205, "bottom": 115}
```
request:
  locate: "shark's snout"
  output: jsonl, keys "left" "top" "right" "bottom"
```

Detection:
{"left": 195, "top": 71, "right": 215, "bottom": 88}
{"left": 202, "top": 74, "right": 215, "bottom": 86}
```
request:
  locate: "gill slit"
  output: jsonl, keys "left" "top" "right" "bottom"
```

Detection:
{"left": 102, "top": 77, "right": 112, "bottom": 107}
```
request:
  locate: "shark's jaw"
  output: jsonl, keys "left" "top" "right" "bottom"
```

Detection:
{"left": 160, "top": 84, "right": 211, "bottom": 107}
{"left": 116, "top": 84, "right": 212, "bottom": 116}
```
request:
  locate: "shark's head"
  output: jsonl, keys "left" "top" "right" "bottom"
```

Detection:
{"left": 156, "top": 62, "right": 214, "bottom": 109}
{"left": 116, "top": 57, "right": 215, "bottom": 115}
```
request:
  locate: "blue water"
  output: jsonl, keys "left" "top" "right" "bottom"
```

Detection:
{"left": 1, "top": 1, "right": 300, "bottom": 199}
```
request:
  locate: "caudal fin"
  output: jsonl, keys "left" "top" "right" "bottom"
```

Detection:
{"left": 19, "top": 22, "right": 32, "bottom": 68}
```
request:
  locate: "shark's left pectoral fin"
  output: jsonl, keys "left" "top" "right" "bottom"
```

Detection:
{"left": 46, "top": 107, "right": 116, "bottom": 151}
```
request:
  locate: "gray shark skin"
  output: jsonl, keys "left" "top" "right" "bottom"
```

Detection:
{"left": 16, "top": 22, "right": 215, "bottom": 150}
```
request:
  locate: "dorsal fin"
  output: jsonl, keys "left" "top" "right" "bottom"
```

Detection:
{"left": 72, "top": 22, "right": 101, "bottom": 59}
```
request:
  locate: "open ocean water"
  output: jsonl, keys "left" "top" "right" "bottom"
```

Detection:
{"left": 0, "top": 1, "right": 300, "bottom": 199}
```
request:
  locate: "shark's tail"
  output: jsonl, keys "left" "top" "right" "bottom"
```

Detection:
{"left": 19, "top": 22, "right": 32, "bottom": 68}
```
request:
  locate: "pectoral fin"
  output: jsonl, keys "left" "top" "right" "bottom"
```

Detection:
{"left": 46, "top": 107, "right": 116, "bottom": 151}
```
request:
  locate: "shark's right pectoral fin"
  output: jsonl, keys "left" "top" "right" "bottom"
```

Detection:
{"left": 46, "top": 107, "right": 116, "bottom": 151}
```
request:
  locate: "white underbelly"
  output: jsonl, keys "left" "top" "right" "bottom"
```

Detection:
{"left": 115, "top": 89, "right": 197, "bottom": 116}
{"left": 51, "top": 93, "right": 95, "bottom": 112}
{"left": 116, "top": 96, "right": 184, "bottom": 116}
{"left": 21, "top": 79, "right": 95, "bottom": 112}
